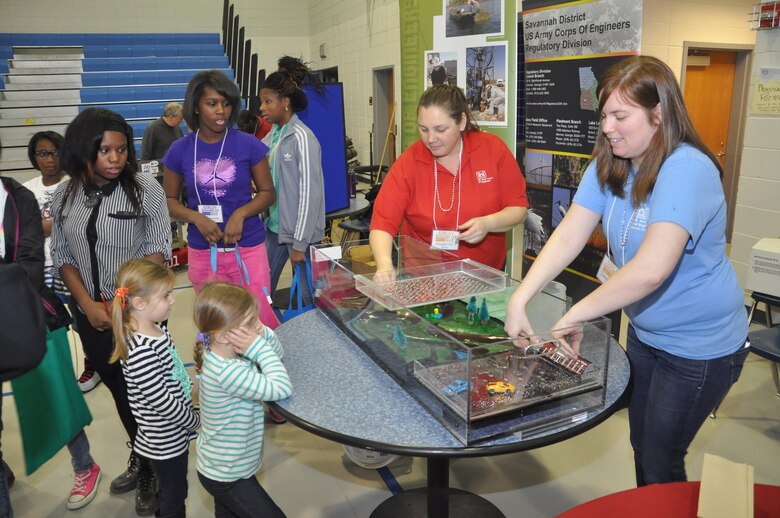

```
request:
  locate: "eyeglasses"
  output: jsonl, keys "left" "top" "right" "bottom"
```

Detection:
{"left": 34, "top": 150, "right": 60, "bottom": 159}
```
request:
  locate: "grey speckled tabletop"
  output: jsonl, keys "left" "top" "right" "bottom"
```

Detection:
{"left": 273, "top": 309, "right": 629, "bottom": 457}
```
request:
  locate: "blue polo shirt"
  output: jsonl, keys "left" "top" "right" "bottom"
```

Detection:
{"left": 573, "top": 144, "right": 747, "bottom": 359}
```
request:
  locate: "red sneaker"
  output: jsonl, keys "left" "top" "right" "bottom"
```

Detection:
{"left": 67, "top": 463, "right": 102, "bottom": 510}
{"left": 268, "top": 407, "right": 287, "bottom": 424}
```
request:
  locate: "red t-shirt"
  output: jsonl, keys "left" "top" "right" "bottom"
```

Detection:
{"left": 254, "top": 115, "right": 272, "bottom": 140}
{"left": 371, "top": 131, "right": 528, "bottom": 270}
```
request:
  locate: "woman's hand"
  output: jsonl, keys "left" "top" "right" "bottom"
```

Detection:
{"left": 504, "top": 295, "right": 535, "bottom": 341}
{"left": 193, "top": 213, "right": 224, "bottom": 245}
{"left": 458, "top": 216, "right": 491, "bottom": 244}
{"left": 223, "top": 212, "right": 245, "bottom": 245}
{"left": 550, "top": 313, "right": 584, "bottom": 357}
{"left": 226, "top": 325, "right": 261, "bottom": 355}
{"left": 84, "top": 300, "right": 112, "bottom": 331}
{"left": 372, "top": 267, "right": 397, "bottom": 284}
{"left": 289, "top": 248, "right": 306, "bottom": 265}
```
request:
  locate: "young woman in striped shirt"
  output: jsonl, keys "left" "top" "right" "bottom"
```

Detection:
{"left": 51, "top": 108, "right": 172, "bottom": 514}
{"left": 193, "top": 283, "right": 292, "bottom": 518}
{"left": 111, "top": 259, "right": 200, "bottom": 518}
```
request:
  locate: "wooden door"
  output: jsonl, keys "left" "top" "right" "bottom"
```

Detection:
{"left": 684, "top": 51, "right": 736, "bottom": 171}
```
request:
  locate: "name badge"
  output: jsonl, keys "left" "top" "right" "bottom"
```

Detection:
{"left": 431, "top": 229, "right": 460, "bottom": 251}
{"left": 596, "top": 253, "right": 618, "bottom": 283}
{"left": 198, "top": 204, "right": 224, "bottom": 223}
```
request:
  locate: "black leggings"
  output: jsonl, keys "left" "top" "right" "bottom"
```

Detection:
{"left": 73, "top": 310, "right": 137, "bottom": 441}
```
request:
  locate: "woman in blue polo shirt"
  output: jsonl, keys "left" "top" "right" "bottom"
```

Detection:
{"left": 505, "top": 56, "right": 749, "bottom": 486}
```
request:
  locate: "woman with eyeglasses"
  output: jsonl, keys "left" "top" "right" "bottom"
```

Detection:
{"left": 50, "top": 108, "right": 171, "bottom": 516}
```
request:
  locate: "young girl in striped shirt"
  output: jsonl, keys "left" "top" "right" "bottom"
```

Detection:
{"left": 111, "top": 259, "right": 200, "bottom": 518}
{"left": 193, "top": 282, "right": 292, "bottom": 518}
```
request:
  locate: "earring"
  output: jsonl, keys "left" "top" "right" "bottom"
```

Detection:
{"left": 285, "top": 106, "right": 289, "bottom": 112}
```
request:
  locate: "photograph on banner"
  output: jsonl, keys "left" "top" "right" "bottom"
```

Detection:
{"left": 425, "top": 50, "right": 458, "bottom": 88}
{"left": 444, "top": 0, "right": 504, "bottom": 39}
{"left": 552, "top": 154, "right": 588, "bottom": 188}
{"left": 524, "top": 149, "right": 552, "bottom": 187}
{"left": 551, "top": 186, "right": 571, "bottom": 228}
{"left": 523, "top": 188, "right": 551, "bottom": 257}
{"left": 465, "top": 43, "right": 508, "bottom": 126}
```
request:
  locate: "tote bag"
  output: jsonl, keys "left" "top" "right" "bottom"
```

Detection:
{"left": 0, "top": 263, "right": 47, "bottom": 382}
{"left": 11, "top": 327, "right": 92, "bottom": 474}
{"left": 282, "top": 261, "right": 316, "bottom": 322}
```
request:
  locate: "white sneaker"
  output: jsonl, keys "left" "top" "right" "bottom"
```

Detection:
{"left": 77, "top": 361, "right": 102, "bottom": 393}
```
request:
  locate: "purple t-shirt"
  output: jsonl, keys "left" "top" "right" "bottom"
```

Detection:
{"left": 164, "top": 129, "right": 269, "bottom": 250}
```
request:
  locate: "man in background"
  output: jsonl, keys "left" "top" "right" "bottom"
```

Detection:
{"left": 141, "top": 102, "right": 184, "bottom": 162}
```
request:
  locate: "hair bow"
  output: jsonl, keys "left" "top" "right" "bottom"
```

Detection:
{"left": 114, "top": 287, "right": 129, "bottom": 309}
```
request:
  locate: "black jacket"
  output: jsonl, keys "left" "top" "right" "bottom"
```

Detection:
{"left": 1, "top": 176, "right": 44, "bottom": 290}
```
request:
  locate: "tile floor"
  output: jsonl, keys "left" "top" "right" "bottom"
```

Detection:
{"left": 2, "top": 267, "right": 779, "bottom": 517}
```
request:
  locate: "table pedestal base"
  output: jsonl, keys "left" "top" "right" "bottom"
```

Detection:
{"left": 370, "top": 487, "right": 504, "bottom": 518}
{"left": 370, "top": 457, "right": 504, "bottom": 518}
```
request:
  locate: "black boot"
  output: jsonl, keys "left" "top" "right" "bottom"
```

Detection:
{"left": 110, "top": 447, "right": 139, "bottom": 494}
{"left": 134, "top": 460, "right": 159, "bottom": 517}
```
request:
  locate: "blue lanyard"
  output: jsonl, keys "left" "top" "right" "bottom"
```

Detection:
{"left": 210, "top": 244, "right": 251, "bottom": 286}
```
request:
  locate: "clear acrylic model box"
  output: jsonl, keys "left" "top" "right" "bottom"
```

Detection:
{"left": 310, "top": 236, "right": 612, "bottom": 445}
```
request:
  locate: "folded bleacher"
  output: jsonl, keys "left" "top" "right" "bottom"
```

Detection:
{"left": 0, "top": 33, "right": 228, "bottom": 178}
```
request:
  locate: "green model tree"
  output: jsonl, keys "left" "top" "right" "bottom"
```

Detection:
{"left": 467, "top": 296, "right": 478, "bottom": 315}
{"left": 393, "top": 322, "right": 408, "bottom": 347}
{"left": 479, "top": 298, "right": 490, "bottom": 324}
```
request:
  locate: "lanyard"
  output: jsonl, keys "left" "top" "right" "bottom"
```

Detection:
{"left": 210, "top": 244, "right": 251, "bottom": 286}
{"left": 193, "top": 128, "right": 229, "bottom": 208}
{"left": 432, "top": 138, "right": 463, "bottom": 230}
{"left": 605, "top": 177, "right": 637, "bottom": 266}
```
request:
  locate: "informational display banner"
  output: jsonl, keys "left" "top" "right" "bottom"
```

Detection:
{"left": 521, "top": 0, "right": 642, "bottom": 333}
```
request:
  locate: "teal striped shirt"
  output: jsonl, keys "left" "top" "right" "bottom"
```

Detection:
{"left": 196, "top": 327, "right": 292, "bottom": 482}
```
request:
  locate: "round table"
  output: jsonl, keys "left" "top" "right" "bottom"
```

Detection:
{"left": 273, "top": 309, "right": 630, "bottom": 518}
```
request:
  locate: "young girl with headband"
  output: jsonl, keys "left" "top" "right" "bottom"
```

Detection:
{"left": 111, "top": 259, "right": 200, "bottom": 518}
{"left": 193, "top": 282, "right": 292, "bottom": 517}
{"left": 163, "top": 70, "right": 279, "bottom": 329}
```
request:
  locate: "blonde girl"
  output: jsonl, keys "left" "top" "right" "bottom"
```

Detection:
{"left": 193, "top": 282, "right": 292, "bottom": 518}
{"left": 112, "top": 259, "right": 200, "bottom": 518}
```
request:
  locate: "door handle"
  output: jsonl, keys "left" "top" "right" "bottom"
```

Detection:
{"left": 716, "top": 152, "right": 726, "bottom": 157}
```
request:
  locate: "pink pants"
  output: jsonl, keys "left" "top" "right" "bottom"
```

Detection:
{"left": 188, "top": 244, "right": 280, "bottom": 329}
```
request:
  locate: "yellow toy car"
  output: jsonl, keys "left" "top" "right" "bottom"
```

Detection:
{"left": 486, "top": 381, "right": 515, "bottom": 396}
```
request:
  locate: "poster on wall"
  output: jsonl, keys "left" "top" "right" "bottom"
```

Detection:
{"left": 521, "top": 0, "right": 642, "bottom": 333}
{"left": 425, "top": 50, "right": 459, "bottom": 88}
{"left": 444, "top": 0, "right": 505, "bottom": 38}
{"left": 466, "top": 43, "right": 508, "bottom": 126}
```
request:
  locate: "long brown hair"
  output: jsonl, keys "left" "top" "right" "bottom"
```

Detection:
{"left": 192, "top": 282, "right": 260, "bottom": 373}
{"left": 110, "top": 259, "right": 175, "bottom": 363}
{"left": 418, "top": 85, "right": 480, "bottom": 133}
{"left": 592, "top": 56, "right": 720, "bottom": 206}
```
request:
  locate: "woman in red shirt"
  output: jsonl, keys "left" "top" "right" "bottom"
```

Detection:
{"left": 370, "top": 85, "right": 528, "bottom": 277}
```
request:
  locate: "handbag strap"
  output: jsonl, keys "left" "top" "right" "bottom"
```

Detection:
{"left": 288, "top": 263, "right": 304, "bottom": 311}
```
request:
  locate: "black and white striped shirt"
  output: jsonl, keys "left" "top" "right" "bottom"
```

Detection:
{"left": 50, "top": 174, "right": 171, "bottom": 301}
{"left": 124, "top": 324, "right": 199, "bottom": 460}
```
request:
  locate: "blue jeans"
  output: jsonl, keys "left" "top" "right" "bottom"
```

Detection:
{"left": 198, "top": 472, "right": 285, "bottom": 518}
{"left": 66, "top": 430, "right": 94, "bottom": 473}
{"left": 265, "top": 231, "right": 313, "bottom": 309}
{"left": 626, "top": 326, "right": 749, "bottom": 486}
